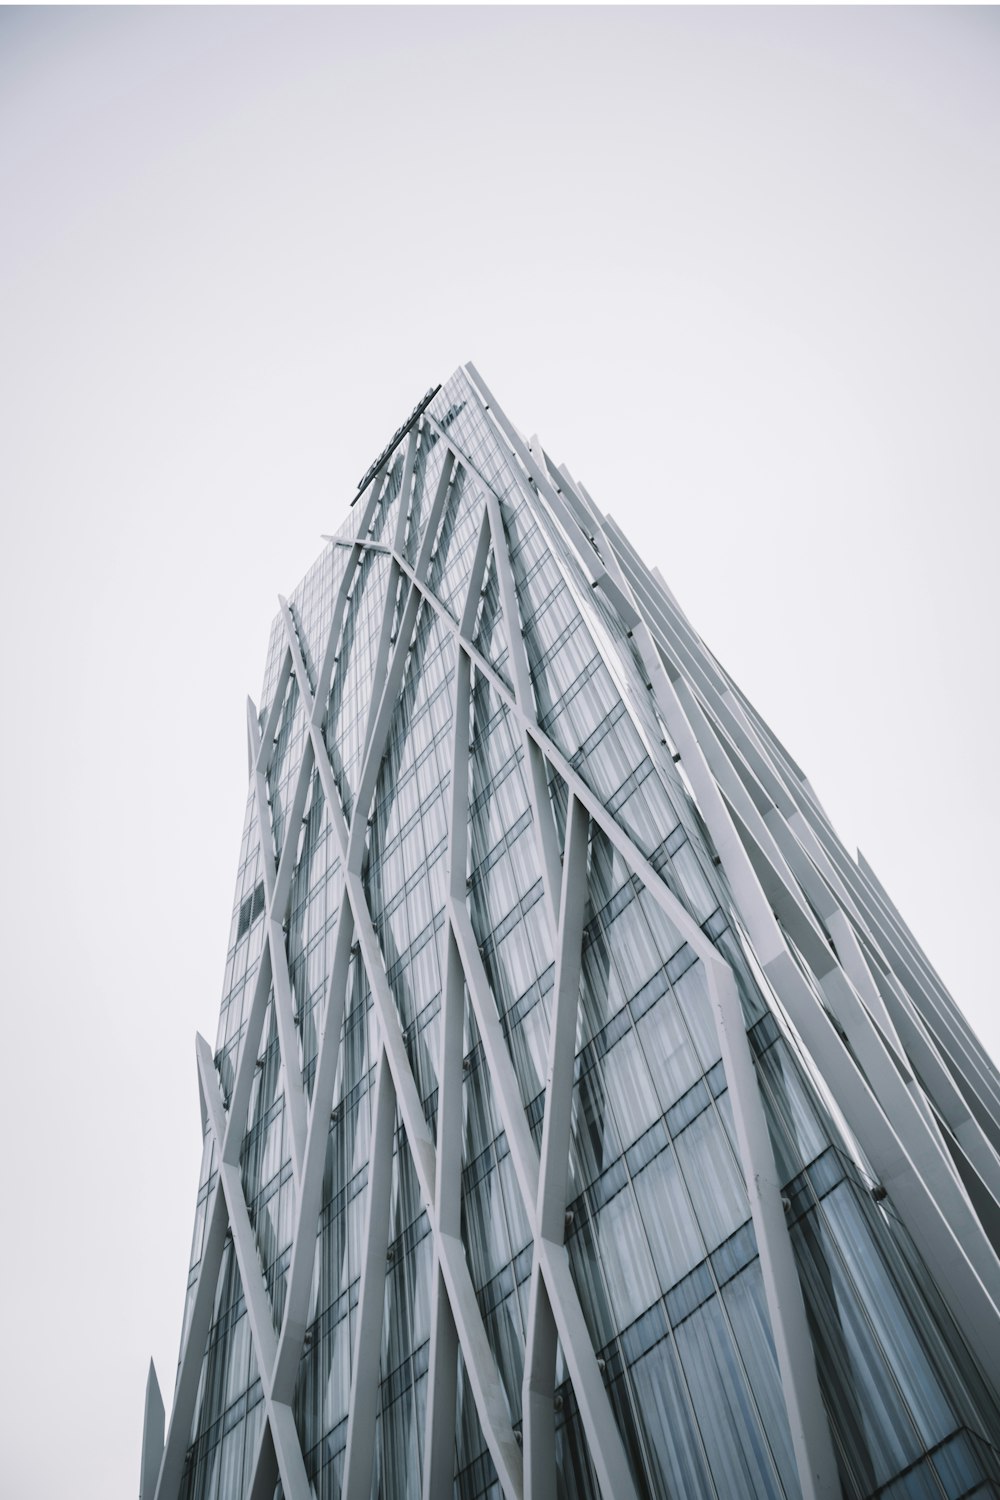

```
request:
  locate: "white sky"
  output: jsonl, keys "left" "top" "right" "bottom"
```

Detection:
{"left": 1, "top": 7, "right": 998, "bottom": 1495}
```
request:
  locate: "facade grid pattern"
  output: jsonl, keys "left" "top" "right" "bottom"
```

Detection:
{"left": 142, "top": 366, "right": 1000, "bottom": 1500}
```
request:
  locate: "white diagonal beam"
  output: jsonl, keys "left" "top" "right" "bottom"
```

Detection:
{"left": 266, "top": 915, "right": 307, "bottom": 1181}
{"left": 245, "top": 1416, "right": 278, "bottom": 1500}
{"left": 342, "top": 1047, "right": 396, "bottom": 1500}
{"left": 344, "top": 580, "right": 420, "bottom": 873}
{"left": 532, "top": 793, "right": 641, "bottom": 1500}
{"left": 524, "top": 794, "right": 593, "bottom": 1500}
{"left": 220, "top": 942, "right": 273, "bottom": 1163}
{"left": 535, "top": 1238, "right": 641, "bottom": 1500}
{"left": 195, "top": 1035, "right": 312, "bottom": 1500}
{"left": 421, "top": 927, "right": 465, "bottom": 1500}
{"left": 459, "top": 501, "right": 493, "bottom": 639}
{"left": 252, "top": 760, "right": 277, "bottom": 910}
{"left": 257, "top": 648, "right": 294, "bottom": 775}
{"left": 246, "top": 694, "right": 262, "bottom": 781}
{"left": 448, "top": 897, "right": 541, "bottom": 1221}
{"left": 522, "top": 1263, "right": 557, "bottom": 1500}
{"left": 424, "top": 552, "right": 530, "bottom": 1497}
{"left": 536, "top": 794, "right": 589, "bottom": 1242}
{"left": 197, "top": 1039, "right": 279, "bottom": 1377}
{"left": 435, "top": 1232, "right": 525, "bottom": 1497}
{"left": 271, "top": 883, "right": 355, "bottom": 1400}
{"left": 481, "top": 471, "right": 561, "bottom": 929}
{"left": 423, "top": 603, "right": 481, "bottom": 1500}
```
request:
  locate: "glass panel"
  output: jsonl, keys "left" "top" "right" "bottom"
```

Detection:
{"left": 633, "top": 1144, "right": 705, "bottom": 1293}
{"left": 673, "top": 1103, "right": 749, "bottom": 1252}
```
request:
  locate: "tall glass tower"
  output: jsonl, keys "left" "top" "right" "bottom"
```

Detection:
{"left": 143, "top": 366, "right": 1000, "bottom": 1500}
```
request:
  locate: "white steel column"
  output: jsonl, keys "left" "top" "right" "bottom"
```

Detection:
{"left": 481, "top": 485, "right": 562, "bottom": 928}
{"left": 342, "top": 1048, "right": 396, "bottom": 1500}
{"left": 421, "top": 930, "right": 464, "bottom": 1500}
{"left": 524, "top": 795, "right": 593, "bottom": 1500}
{"left": 423, "top": 601, "right": 478, "bottom": 1500}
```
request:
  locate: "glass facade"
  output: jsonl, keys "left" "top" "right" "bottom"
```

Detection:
{"left": 146, "top": 367, "right": 1000, "bottom": 1500}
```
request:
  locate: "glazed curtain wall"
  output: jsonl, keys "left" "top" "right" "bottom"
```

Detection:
{"left": 152, "top": 367, "right": 1000, "bottom": 1500}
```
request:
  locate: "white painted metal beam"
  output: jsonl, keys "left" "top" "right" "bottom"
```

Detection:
{"left": 342, "top": 1049, "right": 396, "bottom": 1500}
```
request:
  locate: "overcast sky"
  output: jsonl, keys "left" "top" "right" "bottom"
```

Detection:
{"left": 1, "top": 6, "right": 998, "bottom": 1496}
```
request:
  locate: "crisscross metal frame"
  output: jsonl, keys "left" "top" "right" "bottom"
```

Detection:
{"left": 145, "top": 365, "right": 1000, "bottom": 1500}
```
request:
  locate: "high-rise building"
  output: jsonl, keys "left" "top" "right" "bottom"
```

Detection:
{"left": 142, "top": 365, "right": 1000, "bottom": 1500}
